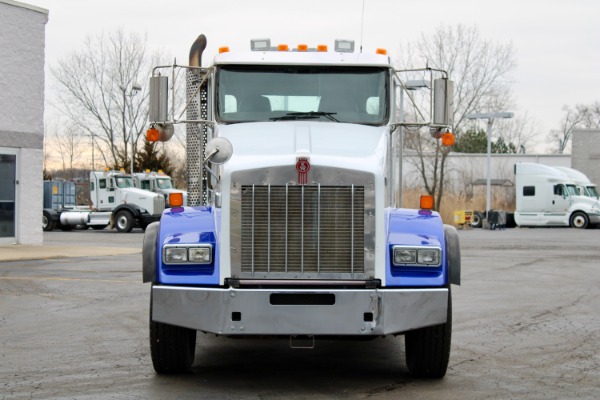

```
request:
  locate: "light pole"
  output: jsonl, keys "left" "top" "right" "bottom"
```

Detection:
{"left": 120, "top": 84, "right": 142, "bottom": 174}
{"left": 465, "top": 112, "right": 513, "bottom": 222}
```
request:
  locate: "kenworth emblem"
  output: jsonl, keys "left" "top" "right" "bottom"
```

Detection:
{"left": 296, "top": 157, "right": 310, "bottom": 185}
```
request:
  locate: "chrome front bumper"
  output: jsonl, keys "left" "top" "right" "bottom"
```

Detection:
{"left": 152, "top": 286, "right": 448, "bottom": 336}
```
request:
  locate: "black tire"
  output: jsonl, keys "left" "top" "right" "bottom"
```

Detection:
{"left": 115, "top": 210, "right": 134, "bottom": 233}
{"left": 405, "top": 289, "right": 452, "bottom": 378}
{"left": 570, "top": 211, "right": 589, "bottom": 229}
{"left": 42, "top": 211, "right": 55, "bottom": 231}
{"left": 91, "top": 225, "right": 108, "bottom": 230}
{"left": 59, "top": 223, "right": 74, "bottom": 231}
{"left": 149, "top": 291, "right": 196, "bottom": 374}
{"left": 471, "top": 211, "right": 483, "bottom": 228}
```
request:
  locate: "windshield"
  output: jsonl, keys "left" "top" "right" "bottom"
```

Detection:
{"left": 156, "top": 178, "right": 173, "bottom": 189}
{"left": 216, "top": 65, "right": 388, "bottom": 125}
{"left": 115, "top": 176, "right": 134, "bottom": 188}
{"left": 585, "top": 186, "right": 599, "bottom": 198}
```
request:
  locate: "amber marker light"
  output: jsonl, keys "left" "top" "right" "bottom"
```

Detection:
{"left": 441, "top": 131, "right": 455, "bottom": 147}
{"left": 317, "top": 44, "right": 328, "bottom": 52}
{"left": 420, "top": 195, "right": 434, "bottom": 210}
{"left": 376, "top": 48, "right": 387, "bottom": 55}
{"left": 278, "top": 44, "right": 289, "bottom": 51}
{"left": 297, "top": 44, "right": 308, "bottom": 52}
{"left": 146, "top": 127, "right": 159, "bottom": 142}
{"left": 169, "top": 193, "right": 184, "bottom": 208}
{"left": 219, "top": 46, "right": 230, "bottom": 53}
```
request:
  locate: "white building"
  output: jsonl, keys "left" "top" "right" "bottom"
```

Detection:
{"left": 0, "top": 0, "right": 48, "bottom": 244}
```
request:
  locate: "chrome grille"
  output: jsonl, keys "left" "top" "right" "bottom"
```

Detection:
{"left": 153, "top": 195, "right": 166, "bottom": 215}
{"left": 240, "top": 185, "right": 364, "bottom": 277}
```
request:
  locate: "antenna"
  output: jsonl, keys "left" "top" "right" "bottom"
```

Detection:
{"left": 360, "top": 0, "right": 366, "bottom": 53}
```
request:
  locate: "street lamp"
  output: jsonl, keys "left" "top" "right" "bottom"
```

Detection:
{"left": 121, "top": 84, "right": 142, "bottom": 174}
{"left": 465, "top": 112, "right": 514, "bottom": 222}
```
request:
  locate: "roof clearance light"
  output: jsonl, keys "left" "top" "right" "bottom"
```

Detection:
{"left": 420, "top": 195, "right": 434, "bottom": 210}
{"left": 278, "top": 44, "right": 289, "bottom": 51}
{"left": 376, "top": 48, "right": 387, "bottom": 55}
{"left": 251, "top": 38, "right": 271, "bottom": 51}
{"left": 317, "top": 44, "right": 328, "bottom": 52}
{"left": 219, "top": 46, "right": 230, "bottom": 53}
{"left": 335, "top": 39, "right": 354, "bottom": 53}
{"left": 297, "top": 44, "right": 308, "bottom": 52}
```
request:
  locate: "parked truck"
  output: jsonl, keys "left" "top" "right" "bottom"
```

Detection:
{"left": 514, "top": 162, "right": 600, "bottom": 229}
{"left": 553, "top": 166, "right": 599, "bottom": 199}
{"left": 142, "top": 35, "right": 461, "bottom": 377}
{"left": 133, "top": 170, "right": 188, "bottom": 207}
{"left": 43, "top": 170, "right": 165, "bottom": 232}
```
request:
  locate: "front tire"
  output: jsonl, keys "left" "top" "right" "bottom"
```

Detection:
{"left": 115, "top": 210, "right": 134, "bottom": 233}
{"left": 149, "top": 292, "right": 196, "bottom": 374}
{"left": 405, "top": 289, "right": 452, "bottom": 378}
{"left": 570, "top": 211, "right": 589, "bottom": 229}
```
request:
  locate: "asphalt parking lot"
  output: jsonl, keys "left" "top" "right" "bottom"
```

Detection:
{"left": 1, "top": 227, "right": 599, "bottom": 399}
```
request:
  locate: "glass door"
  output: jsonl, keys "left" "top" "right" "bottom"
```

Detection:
{"left": 0, "top": 149, "right": 18, "bottom": 243}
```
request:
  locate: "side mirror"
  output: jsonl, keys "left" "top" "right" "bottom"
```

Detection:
{"left": 205, "top": 137, "right": 233, "bottom": 165}
{"left": 433, "top": 78, "right": 454, "bottom": 127}
{"left": 149, "top": 76, "right": 168, "bottom": 123}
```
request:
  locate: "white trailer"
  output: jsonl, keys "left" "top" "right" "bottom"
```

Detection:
{"left": 514, "top": 163, "right": 600, "bottom": 228}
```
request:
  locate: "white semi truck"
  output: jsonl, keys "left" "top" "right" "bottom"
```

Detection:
{"left": 553, "top": 166, "right": 599, "bottom": 199}
{"left": 43, "top": 170, "right": 165, "bottom": 232}
{"left": 142, "top": 35, "right": 461, "bottom": 377}
{"left": 514, "top": 163, "right": 600, "bottom": 229}
{"left": 133, "top": 171, "right": 188, "bottom": 207}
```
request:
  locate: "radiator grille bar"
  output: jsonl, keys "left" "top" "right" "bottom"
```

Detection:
{"left": 241, "top": 184, "right": 365, "bottom": 277}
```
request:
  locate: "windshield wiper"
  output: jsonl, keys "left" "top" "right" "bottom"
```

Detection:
{"left": 270, "top": 111, "right": 339, "bottom": 122}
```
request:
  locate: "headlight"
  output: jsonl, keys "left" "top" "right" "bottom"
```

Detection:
{"left": 164, "top": 244, "right": 212, "bottom": 264}
{"left": 394, "top": 249, "right": 416, "bottom": 264}
{"left": 392, "top": 246, "right": 441, "bottom": 267}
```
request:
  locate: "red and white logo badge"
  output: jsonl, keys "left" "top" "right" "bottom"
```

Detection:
{"left": 296, "top": 157, "right": 310, "bottom": 185}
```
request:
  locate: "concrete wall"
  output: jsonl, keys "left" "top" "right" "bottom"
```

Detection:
{"left": 0, "top": 0, "right": 48, "bottom": 244}
{"left": 572, "top": 129, "right": 600, "bottom": 187}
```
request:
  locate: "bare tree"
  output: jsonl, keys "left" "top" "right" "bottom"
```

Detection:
{"left": 551, "top": 104, "right": 587, "bottom": 154}
{"left": 397, "top": 24, "right": 517, "bottom": 211}
{"left": 51, "top": 123, "right": 86, "bottom": 180}
{"left": 51, "top": 29, "right": 164, "bottom": 171}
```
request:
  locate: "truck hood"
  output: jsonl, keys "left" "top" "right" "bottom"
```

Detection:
{"left": 120, "top": 187, "right": 160, "bottom": 201}
{"left": 571, "top": 194, "right": 600, "bottom": 209}
{"left": 217, "top": 121, "right": 388, "bottom": 172}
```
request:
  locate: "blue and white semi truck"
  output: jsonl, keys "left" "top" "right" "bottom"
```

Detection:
{"left": 142, "top": 35, "right": 461, "bottom": 378}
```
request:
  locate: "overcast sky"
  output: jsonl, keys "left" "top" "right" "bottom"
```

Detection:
{"left": 24, "top": 0, "right": 600, "bottom": 152}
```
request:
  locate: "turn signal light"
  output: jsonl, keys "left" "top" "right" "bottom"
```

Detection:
{"left": 376, "top": 48, "right": 387, "bottom": 55}
{"left": 420, "top": 195, "right": 434, "bottom": 210}
{"left": 146, "top": 127, "right": 159, "bottom": 142}
{"left": 441, "top": 131, "right": 455, "bottom": 147}
{"left": 169, "top": 193, "right": 183, "bottom": 207}
{"left": 219, "top": 46, "right": 230, "bottom": 53}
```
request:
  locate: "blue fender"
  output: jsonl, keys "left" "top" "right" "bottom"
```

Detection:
{"left": 155, "top": 206, "right": 220, "bottom": 285}
{"left": 386, "top": 208, "right": 450, "bottom": 287}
